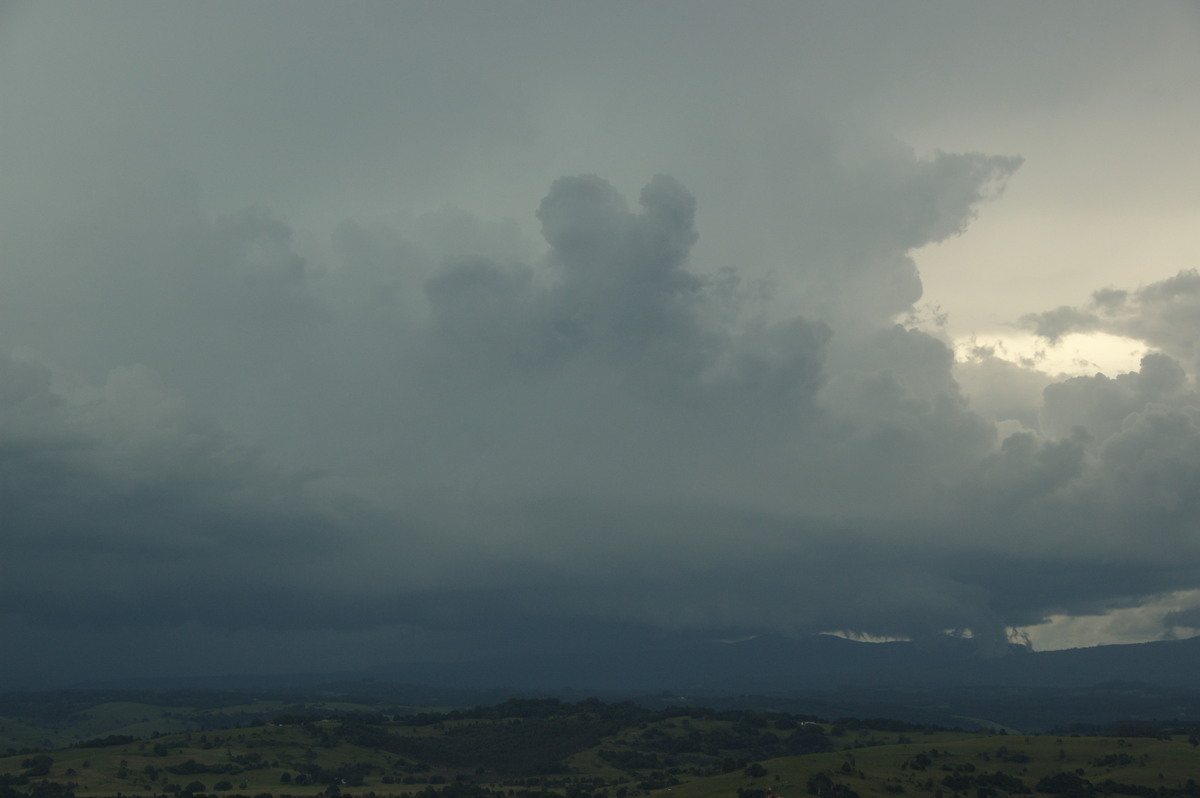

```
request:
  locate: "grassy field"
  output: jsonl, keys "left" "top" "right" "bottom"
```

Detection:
{"left": 672, "top": 733, "right": 1200, "bottom": 798}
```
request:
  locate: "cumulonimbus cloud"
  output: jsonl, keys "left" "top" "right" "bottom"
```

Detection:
{"left": 2, "top": 158, "right": 1198, "bottom": 683}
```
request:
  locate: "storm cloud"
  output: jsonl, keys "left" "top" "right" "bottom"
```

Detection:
{"left": 1, "top": 1, "right": 1198, "bottom": 685}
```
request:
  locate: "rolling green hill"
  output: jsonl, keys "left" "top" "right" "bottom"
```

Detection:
{"left": 2, "top": 698, "right": 1198, "bottom": 798}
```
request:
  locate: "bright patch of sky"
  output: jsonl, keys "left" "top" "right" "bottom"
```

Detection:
{"left": 955, "top": 332, "right": 1150, "bottom": 379}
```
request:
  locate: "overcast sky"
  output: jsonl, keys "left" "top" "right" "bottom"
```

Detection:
{"left": 2, "top": 1, "right": 1200, "bottom": 687}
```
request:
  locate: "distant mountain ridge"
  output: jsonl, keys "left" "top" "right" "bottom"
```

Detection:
{"left": 28, "top": 633, "right": 1200, "bottom": 732}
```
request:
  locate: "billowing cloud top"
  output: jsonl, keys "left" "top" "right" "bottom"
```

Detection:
{"left": 0, "top": 1, "right": 1198, "bottom": 685}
